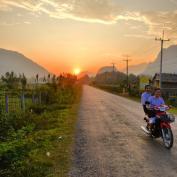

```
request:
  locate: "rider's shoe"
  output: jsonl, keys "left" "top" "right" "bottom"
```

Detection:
{"left": 146, "top": 125, "right": 150, "bottom": 131}
{"left": 145, "top": 125, "right": 151, "bottom": 134}
{"left": 144, "top": 117, "right": 148, "bottom": 122}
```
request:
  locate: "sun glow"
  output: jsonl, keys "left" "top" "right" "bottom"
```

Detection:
{"left": 73, "top": 68, "right": 81, "bottom": 75}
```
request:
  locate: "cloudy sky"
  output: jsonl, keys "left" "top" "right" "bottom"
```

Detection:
{"left": 0, "top": 0, "right": 177, "bottom": 74}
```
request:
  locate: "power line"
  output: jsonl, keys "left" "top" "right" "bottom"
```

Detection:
{"left": 167, "top": 25, "right": 177, "bottom": 36}
{"left": 130, "top": 42, "right": 158, "bottom": 57}
{"left": 155, "top": 30, "right": 170, "bottom": 89}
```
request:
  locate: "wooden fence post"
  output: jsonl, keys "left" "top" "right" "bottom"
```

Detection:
{"left": 32, "top": 93, "right": 35, "bottom": 103}
{"left": 21, "top": 92, "right": 25, "bottom": 112}
{"left": 39, "top": 92, "right": 42, "bottom": 104}
{"left": 45, "top": 92, "right": 47, "bottom": 104}
{"left": 5, "top": 94, "right": 8, "bottom": 113}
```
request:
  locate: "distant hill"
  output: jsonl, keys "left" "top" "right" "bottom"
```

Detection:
{"left": 128, "top": 63, "right": 148, "bottom": 75}
{"left": 97, "top": 66, "right": 118, "bottom": 74}
{"left": 78, "top": 71, "right": 96, "bottom": 78}
{"left": 143, "top": 45, "right": 177, "bottom": 75}
{"left": 0, "top": 48, "right": 49, "bottom": 78}
{"left": 97, "top": 64, "right": 148, "bottom": 76}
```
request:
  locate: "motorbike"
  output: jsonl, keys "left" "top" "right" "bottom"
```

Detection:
{"left": 141, "top": 104, "right": 175, "bottom": 149}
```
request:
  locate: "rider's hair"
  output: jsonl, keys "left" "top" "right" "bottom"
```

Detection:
{"left": 145, "top": 85, "right": 150, "bottom": 89}
{"left": 154, "top": 88, "right": 161, "bottom": 92}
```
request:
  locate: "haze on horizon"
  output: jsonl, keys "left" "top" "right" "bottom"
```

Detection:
{"left": 0, "top": 0, "right": 177, "bottom": 74}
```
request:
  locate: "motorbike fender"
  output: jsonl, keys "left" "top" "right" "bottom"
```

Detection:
{"left": 160, "top": 122, "right": 171, "bottom": 129}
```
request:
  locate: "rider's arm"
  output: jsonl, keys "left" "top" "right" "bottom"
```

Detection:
{"left": 141, "top": 93, "right": 145, "bottom": 105}
{"left": 147, "top": 96, "right": 154, "bottom": 110}
{"left": 161, "top": 97, "right": 165, "bottom": 105}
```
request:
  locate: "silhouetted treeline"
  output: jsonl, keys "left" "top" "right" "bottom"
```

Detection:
{"left": 93, "top": 71, "right": 140, "bottom": 96}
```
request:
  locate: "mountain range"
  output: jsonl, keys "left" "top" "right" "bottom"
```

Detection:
{"left": 142, "top": 45, "right": 177, "bottom": 75}
{"left": 0, "top": 48, "right": 49, "bottom": 78}
{"left": 95, "top": 45, "right": 177, "bottom": 77}
{"left": 126, "top": 63, "right": 148, "bottom": 75}
{"left": 1, "top": 45, "right": 177, "bottom": 79}
{"left": 121, "top": 45, "right": 177, "bottom": 76}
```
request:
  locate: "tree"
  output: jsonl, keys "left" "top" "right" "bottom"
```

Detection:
{"left": 47, "top": 74, "right": 50, "bottom": 83}
{"left": 1, "top": 72, "right": 19, "bottom": 89}
{"left": 20, "top": 74, "right": 27, "bottom": 90}
{"left": 36, "top": 74, "right": 39, "bottom": 83}
{"left": 43, "top": 76, "right": 46, "bottom": 83}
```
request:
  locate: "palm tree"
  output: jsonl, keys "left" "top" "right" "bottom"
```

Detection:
{"left": 36, "top": 74, "right": 39, "bottom": 83}
{"left": 48, "top": 74, "right": 50, "bottom": 83}
{"left": 21, "top": 73, "right": 27, "bottom": 90}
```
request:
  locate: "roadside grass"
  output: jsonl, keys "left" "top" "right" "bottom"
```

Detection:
{"left": 0, "top": 85, "right": 82, "bottom": 177}
{"left": 49, "top": 86, "right": 82, "bottom": 177}
{"left": 168, "top": 107, "right": 177, "bottom": 115}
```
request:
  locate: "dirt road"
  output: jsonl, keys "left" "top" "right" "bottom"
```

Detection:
{"left": 70, "top": 85, "right": 177, "bottom": 177}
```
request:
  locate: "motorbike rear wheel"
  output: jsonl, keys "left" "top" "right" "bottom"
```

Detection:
{"left": 162, "top": 128, "right": 173, "bottom": 149}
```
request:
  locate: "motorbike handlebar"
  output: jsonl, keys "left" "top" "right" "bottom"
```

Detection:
{"left": 145, "top": 104, "right": 170, "bottom": 111}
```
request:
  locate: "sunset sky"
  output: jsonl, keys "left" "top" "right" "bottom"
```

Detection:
{"left": 0, "top": 0, "right": 177, "bottom": 74}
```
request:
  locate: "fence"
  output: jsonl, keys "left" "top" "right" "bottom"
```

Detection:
{"left": 0, "top": 85, "right": 76, "bottom": 113}
{"left": 0, "top": 89, "right": 46, "bottom": 113}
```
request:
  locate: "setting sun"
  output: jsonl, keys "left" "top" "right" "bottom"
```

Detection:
{"left": 73, "top": 68, "right": 81, "bottom": 75}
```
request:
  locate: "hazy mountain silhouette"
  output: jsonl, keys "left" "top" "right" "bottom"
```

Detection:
{"left": 143, "top": 45, "right": 177, "bottom": 75}
{"left": 97, "top": 66, "right": 118, "bottom": 74}
{"left": 126, "top": 63, "right": 148, "bottom": 75}
{"left": 0, "top": 48, "right": 49, "bottom": 78}
{"left": 78, "top": 71, "right": 96, "bottom": 78}
{"left": 97, "top": 65, "right": 147, "bottom": 76}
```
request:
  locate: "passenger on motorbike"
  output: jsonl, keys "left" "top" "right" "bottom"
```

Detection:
{"left": 148, "top": 88, "right": 165, "bottom": 129}
{"left": 141, "top": 85, "right": 152, "bottom": 116}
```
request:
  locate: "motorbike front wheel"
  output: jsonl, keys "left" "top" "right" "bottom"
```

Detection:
{"left": 162, "top": 128, "right": 173, "bottom": 149}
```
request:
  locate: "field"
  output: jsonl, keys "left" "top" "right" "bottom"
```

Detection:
{"left": 0, "top": 82, "right": 82, "bottom": 177}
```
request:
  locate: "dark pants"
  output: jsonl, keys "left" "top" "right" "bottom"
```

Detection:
{"left": 143, "top": 105, "right": 156, "bottom": 118}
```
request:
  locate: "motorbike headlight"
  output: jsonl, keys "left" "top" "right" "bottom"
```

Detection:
{"left": 160, "top": 107, "right": 166, "bottom": 112}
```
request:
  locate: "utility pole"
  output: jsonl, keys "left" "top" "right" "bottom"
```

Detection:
{"left": 123, "top": 55, "right": 131, "bottom": 90}
{"left": 111, "top": 62, "right": 116, "bottom": 72}
{"left": 155, "top": 30, "right": 170, "bottom": 89}
{"left": 110, "top": 62, "right": 116, "bottom": 84}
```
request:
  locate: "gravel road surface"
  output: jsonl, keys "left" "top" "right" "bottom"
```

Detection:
{"left": 69, "top": 85, "right": 177, "bottom": 177}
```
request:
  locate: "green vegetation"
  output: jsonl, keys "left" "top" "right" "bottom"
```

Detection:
{"left": 0, "top": 73, "right": 82, "bottom": 177}
{"left": 93, "top": 72, "right": 140, "bottom": 97}
{"left": 168, "top": 107, "right": 177, "bottom": 115}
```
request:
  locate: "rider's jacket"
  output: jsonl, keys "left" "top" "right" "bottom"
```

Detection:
{"left": 148, "top": 96, "right": 165, "bottom": 107}
{"left": 141, "top": 92, "right": 151, "bottom": 105}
